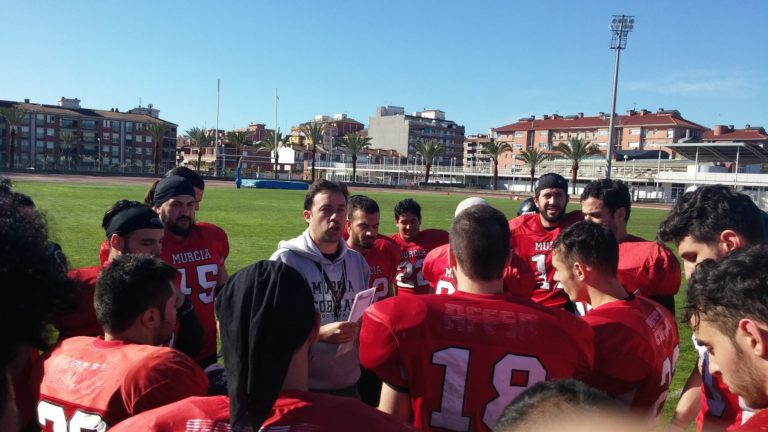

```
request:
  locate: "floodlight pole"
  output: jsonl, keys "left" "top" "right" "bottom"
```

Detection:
{"left": 605, "top": 15, "right": 634, "bottom": 179}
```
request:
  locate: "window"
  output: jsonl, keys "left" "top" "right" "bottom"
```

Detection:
{"left": 111, "top": 147, "right": 119, "bottom": 156}
{"left": 47, "top": 141, "right": 54, "bottom": 149}
{"left": 146, "top": 148, "right": 152, "bottom": 157}
{"left": 103, "top": 120, "right": 111, "bottom": 128}
{"left": 36, "top": 114, "right": 44, "bottom": 122}
{"left": 136, "top": 135, "right": 143, "bottom": 143}
{"left": 146, "top": 136, "right": 152, "bottom": 143}
{"left": 599, "top": 130, "right": 608, "bottom": 136}
{"left": 629, "top": 142, "right": 640, "bottom": 149}
{"left": 60, "top": 118, "right": 78, "bottom": 129}
{"left": 539, "top": 131, "right": 547, "bottom": 136}
{"left": 36, "top": 127, "right": 44, "bottom": 139}
{"left": 629, "top": 129, "right": 641, "bottom": 135}
{"left": 514, "top": 132, "right": 525, "bottom": 138}
{"left": 35, "top": 141, "right": 43, "bottom": 150}
{"left": 47, "top": 128, "right": 55, "bottom": 137}
{"left": 135, "top": 147, "right": 143, "bottom": 155}
{"left": 112, "top": 121, "right": 121, "bottom": 132}
{"left": 667, "top": 128, "right": 674, "bottom": 138}
{"left": 82, "top": 119, "right": 97, "bottom": 129}
{"left": 47, "top": 115, "right": 56, "bottom": 123}
{"left": 21, "top": 126, "right": 30, "bottom": 138}
{"left": 125, "top": 122, "right": 133, "bottom": 133}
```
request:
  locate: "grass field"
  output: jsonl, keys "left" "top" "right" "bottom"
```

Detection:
{"left": 15, "top": 179, "right": 694, "bottom": 425}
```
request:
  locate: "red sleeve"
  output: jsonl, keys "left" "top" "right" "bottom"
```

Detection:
{"left": 422, "top": 247, "right": 444, "bottom": 289}
{"left": 359, "top": 299, "right": 413, "bottom": 389}
{"left": 560, "top": 313, "right": 595, "bottom": 381}
{"left": 502, "top": 252, "right": 536, "bottom": 299}
{"left": 122, "top": 349, "right": 208, "bottom": 415}
{"left": 644, "top": 244, "right": 681, "bottom": 296}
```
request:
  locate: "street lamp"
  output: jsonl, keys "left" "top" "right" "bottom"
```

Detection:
{"left": 605, "top": 14, "right": 635, "bottom": 179}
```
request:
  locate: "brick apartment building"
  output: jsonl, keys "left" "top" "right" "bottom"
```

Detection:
{"left": 493, "top": 108, "right": 707, "bottom": 168}
{"left": 0, "top": 97, "right": 177, "bottom": 170}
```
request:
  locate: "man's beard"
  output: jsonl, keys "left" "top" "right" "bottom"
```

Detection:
{"left": 539, "top": 205, "right": 565, "bottom": 223}
{"left": 168, "top": 217, "right": 193, "bottom": 237}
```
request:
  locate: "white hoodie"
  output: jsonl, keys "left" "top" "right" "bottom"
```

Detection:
{"left": 270, "top": 228, "right": 370, "bottom": 391}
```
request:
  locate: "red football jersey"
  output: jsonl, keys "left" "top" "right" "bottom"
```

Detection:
{"left": 56, "top": 265, "right": 104, "bottom": 340}
{"left": 618, "top": 235, "right": 681, "bottom": 297}
{"left": 161, "top": 222, "right": 229, "bottom": 364}
{"left": 508, "top": 211, "right": 583, "bottom": 309}
{"left": 364, "top": 236, "right": 401, "bottom": 300}
{"left": 34, "top": 336, "right": 208, "bottom": 430}
{"left": 360, "top": 291, "right": 595, "bottom": 432}
{"left": 584, "top": 295, "right": 680, "bottom": 419}
{"left": 390, "top": 229, "right": 449, "bottom": 295}
{"left": 734, "top": 409, "right": 768, "bottom": 431}
{"left": 99, "top": 239, "right": 109, "bottom": 266}
{"left": 110, "top": 392, "right": 414, "bottom": 431}
{"left": 422, "top": 244, "right": 536, "bottom": 299}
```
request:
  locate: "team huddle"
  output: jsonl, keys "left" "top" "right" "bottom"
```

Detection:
{"left": 2, "top": 169, "right": 768, "bottom": 432}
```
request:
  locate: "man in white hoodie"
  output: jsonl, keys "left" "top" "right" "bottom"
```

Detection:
{"left": 270, "top": 180, "right": 370, "bottom": 398}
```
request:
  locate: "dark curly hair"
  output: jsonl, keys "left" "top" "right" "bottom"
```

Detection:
{"left": 658, "top": 185, "right": 764, "bottom": 246}
{"left": 684, "top": 244, "right": 768, "bottom": 337}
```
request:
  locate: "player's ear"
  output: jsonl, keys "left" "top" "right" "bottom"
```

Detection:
{"left": 448, "top": 247, "right": 458, "bottom": 271}
{"left": 573, "top": 261, "right": 586, "bottom": 281}
{"left": 614, "top": 208, "right": 627, "bottom": 225}
{"left": 739, "top": 319, "right": 768, "bottom": 358}
{"left": 303, "top": 209, "right": 312, "bottom": 224}
{"left": 109, "top": 234, "right": 125, "bottom": 253}
{"left": 718, "top": 230, "right": 746, "bottom": 255}
{"left": 140, "top": 307, "right": 161, "bottom": 330}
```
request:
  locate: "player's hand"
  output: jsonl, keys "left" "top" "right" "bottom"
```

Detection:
{"left": 318, "top": 321, "right": 359, "bottom": 344}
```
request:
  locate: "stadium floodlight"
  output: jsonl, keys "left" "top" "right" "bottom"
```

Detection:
{"left": 605, "top": 14, "right": 635, "bottom": 179}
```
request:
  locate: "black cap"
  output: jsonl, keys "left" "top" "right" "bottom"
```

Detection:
{"left": 535, "top": 173, "right": 568, "bottom": 196}
{"left": 152, "top": 175, "right": 195, "bottom": 207}
{"left": 517, "top": 197, "right": 538, "bottom": 216}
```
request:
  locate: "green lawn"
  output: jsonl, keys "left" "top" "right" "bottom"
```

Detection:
{"left": 15, "top": 179, "right": 693, "bottom": 424}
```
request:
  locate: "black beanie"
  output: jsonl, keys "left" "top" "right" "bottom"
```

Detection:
{"left": 104, "top": 205, "right": 163, "bottom": 237}
{"left": 216, "top": 260, "right": 316, "bottom": 430}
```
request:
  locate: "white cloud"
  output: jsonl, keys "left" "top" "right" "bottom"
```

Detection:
{"left": 624, "top": 71, "right": 755, "bottom": 97}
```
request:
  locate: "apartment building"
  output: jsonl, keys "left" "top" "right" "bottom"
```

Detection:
{"left": 463, "top": 134, "right": 493, "bottom": 168}
{"left": 493, "top": 108, "right": 706, "bottom": 158}
{"left": 703, "top": 124, "right": 768, "bottom": 145}
{"left": 367, "top": 106, "right": 465, "bottom": 163}
{"left": 0, "top": 97, "right": 177, "bottom": 170}
{"left": 290, "top": 114, "right": 365, "bottom": 148}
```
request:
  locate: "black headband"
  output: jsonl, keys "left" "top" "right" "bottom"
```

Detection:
{"left": 105, "top": 205, "right": 163, "bottom": 237}
{"left": 152, "top": 175, "right": 195, "bottom": 207}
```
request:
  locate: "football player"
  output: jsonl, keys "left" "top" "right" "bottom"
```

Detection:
{"left": 684, "top": 246, "right": 768, "bottom": 431}
{"left": 508, "top": 173, "right": 583, "bottom": 310}
{"left": 580, "top": 179, "right": 681, "bottom": 314}
{"left": 552, "top": 221, "right": 679, "bottom": 421}
{"left": 153, "top": 175, "right": 229, "bottom": 368}
{"left": 390, "top": 198, "right": 449, "bottom": 295}
{"left": 35, "top": 255, "right": 208, "bottom": 430}
{"left": 360, "top": 205, "right": 594, "bottom": 431}
{"left": 422, "top": 197, "right": 535, "bottom": 298}
{"left": 660, "top": 186, "right": 765, "bottom": 431}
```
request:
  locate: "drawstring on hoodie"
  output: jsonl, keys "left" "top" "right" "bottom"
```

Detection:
{"left": 314, "top": 260, "right": 348, "bottom": 321}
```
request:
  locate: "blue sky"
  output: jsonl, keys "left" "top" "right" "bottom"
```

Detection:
{"left": 1, "top": 1, "right": 766, "bottom": 135}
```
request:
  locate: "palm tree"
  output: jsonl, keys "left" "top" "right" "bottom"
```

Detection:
{"left": 256, "top": 129, "right": 290, "bottom": 179}
{"left": 338, "top": 131, "right": 372, "bottom": 182}
{"left": 0, "top": 107, "right": 27, "bottom": 169}
{"left": 414, "top": 139, "right": 445, "bottom": 185}
{"left": 60, "top": 132, "right": 80, "bottom": 170}
{"left": 186, "top": 127, "right": 211, "bottom": 172}
{"left": 481, "top": 139, "right": 512, "bottom": 191}
{"left": 226, "top": 130, "right": 251, "bottom": 169}
{"left": 517, "top": 147, "right": 549, "bottom": 192}
{"left": 147, "top": 122, "right": 169, "bottom": 174}
{"left": 556, "top": 137, "right": 600, "bottom": 195}
{"left": 299, "top": 122, "right": 326, "bottom": 182}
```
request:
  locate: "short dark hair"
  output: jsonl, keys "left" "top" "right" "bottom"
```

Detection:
{"left": 94, "top": 254, "right": 177, "bottom": 334}
{"left": 684, "top": 244, "right": 768, "bottom": 338}
{"left": 553, "top": 221, "right": 619, "bottom": 277}
{"left": 348, "top": 195, "right": 379, "bottom": 218}
{"left": 493, "top": 379, "right": 623, "bottom": 431}
{"left": 450, "top": 205, "right": 510, "bottom": 281}
{"left": 303, "top": 180, "right": 349, "bottom": 211}
{"left": 11, "top": 191, "right": 34, "bottom": 208}
{"left": 394, "top": 198, "right": 421, "bottom": 222}
{"left": 102, "top": 200, "right": 145, "bottom": 235}
{"left": 580, "top": 179, "right": 631, "bottom": 222}
{"left": 0, "top": 197, "right": 77, "bottom": 366}
{"left": 658, "top": 185, "right": 765, "bottom": 246}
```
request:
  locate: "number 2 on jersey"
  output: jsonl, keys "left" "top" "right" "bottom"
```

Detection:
{"left": 430, "top": 347, "right": 546, "bottom": 430}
